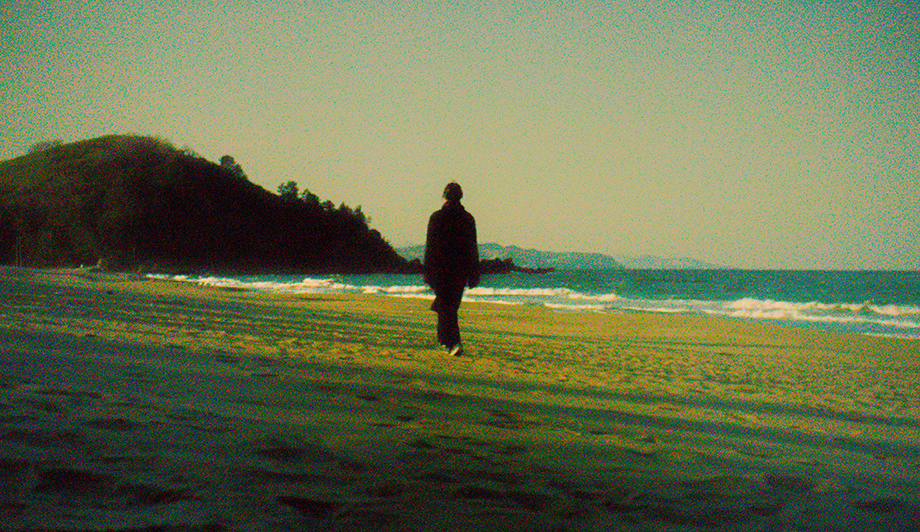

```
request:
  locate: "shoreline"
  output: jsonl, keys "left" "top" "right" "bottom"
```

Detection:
{"left": 1, "top": 266, "right": 918, "bottom": 530}
{"left": 147, "top": 269, "right": 920, "bottom": 341}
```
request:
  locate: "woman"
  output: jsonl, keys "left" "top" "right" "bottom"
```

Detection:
{"left": 424, "top": 182, "right": 480, "bottom": 356}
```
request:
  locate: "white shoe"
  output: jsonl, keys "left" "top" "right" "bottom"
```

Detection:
{"left": 448, "top": 344, "right": 463, "bottom": 357}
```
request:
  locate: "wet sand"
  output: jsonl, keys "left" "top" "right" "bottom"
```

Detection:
{"left": 0, "top": 266, "right": 918, "bottom": 531}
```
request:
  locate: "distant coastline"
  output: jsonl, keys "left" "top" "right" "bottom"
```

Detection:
{"left": 399, "top": 243, "right": 723, "bottom": 270}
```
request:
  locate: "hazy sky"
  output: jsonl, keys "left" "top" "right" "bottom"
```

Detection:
{"left": 3, "top": 1, "right": 918, "bottom": 269}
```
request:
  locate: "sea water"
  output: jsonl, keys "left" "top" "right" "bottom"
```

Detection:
{"left": 150, "top": 269, "right": 920, "bottom": 339}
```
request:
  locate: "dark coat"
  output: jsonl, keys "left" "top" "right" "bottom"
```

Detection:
{"left": 424, "top": 201, "right": 480, "bottom": 291}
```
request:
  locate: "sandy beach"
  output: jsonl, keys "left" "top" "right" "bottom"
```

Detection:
{"left": 0, "top": 266, "right": 918, "bottom": 531}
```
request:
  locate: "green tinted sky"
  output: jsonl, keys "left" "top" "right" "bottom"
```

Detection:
{"left": 2, "top": 1, "right": 917, "bottom": 268}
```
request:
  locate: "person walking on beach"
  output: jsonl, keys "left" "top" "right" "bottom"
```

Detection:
{"left": 424, "top": 182, "right": 480, "bottom": 356}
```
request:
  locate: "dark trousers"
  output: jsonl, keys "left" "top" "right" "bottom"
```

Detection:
{"left": 432, "top": 282, "right": 465, "bottom": 347}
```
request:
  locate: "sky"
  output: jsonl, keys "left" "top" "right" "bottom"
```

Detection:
{"left": 2, "top": 0, "right": 918, "bottom": 269}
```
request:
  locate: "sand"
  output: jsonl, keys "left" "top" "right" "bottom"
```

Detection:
{"left": 0, "top": 266, "right": 918, "bottom": 531}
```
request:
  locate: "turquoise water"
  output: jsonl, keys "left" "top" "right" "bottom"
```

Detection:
{"left": 152, "top": 269, "right": 920, "bottom": 339}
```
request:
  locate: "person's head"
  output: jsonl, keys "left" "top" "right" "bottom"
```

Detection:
{"left": 443, "top": 182, "right": 463, "bottom": 203}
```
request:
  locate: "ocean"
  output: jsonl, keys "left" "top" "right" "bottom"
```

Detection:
{"left": 151, "top": 269, "right": 920, "bottom": 340}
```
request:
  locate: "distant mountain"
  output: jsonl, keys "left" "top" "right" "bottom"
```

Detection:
{"left": 398, "top": 244, "right": 722, "bottom": 270}
{"left": 618, "top": 255, "right": 723, "bottom": 270}
{"left": 399, "top": 243, "right": 624, "bottom": 270}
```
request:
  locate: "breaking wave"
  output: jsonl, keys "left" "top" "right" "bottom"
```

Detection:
{"left": 147, "top": 272, "right": 920, "bottom": 339}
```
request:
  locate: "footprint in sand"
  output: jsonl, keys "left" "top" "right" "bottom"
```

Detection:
{"left": 454, "top": 485, "right": 507, "bottom": 502}
{"left": 21, "top": 466, "right": 197, "bottom": 511}
{"left": 736, "top": 447, "right": 772, "bottom": 459}
{"left": 2, "top": 428, "right": 84, "bottom": 447}
{"left": 32, "top": 388, "right": 102, "bottom": 401}
{"left": 356, "top": 393, "right": 380, "bottom": 402}
{"left": 215, "top": 353, "right": 239, "bottom": 365}
{"left": 0, "top": 373, "right": 23, "bottom": 389}
{"left": 24, "top": 397, "right": 67, "bottom": 414}
{"left": 606, "top": 476, "right": 790, "bottom": 527}
{"left": 86, "top": 418, "right": 137, "bottom": 431}
{"left": 34, "top": 468, "right": 113, "bottom": 495}
{"left": 852, "top": 497, "right": 918, "bottom": 516}
{"left": 119, "top": 483, "right": 195, "bottom": 506}
{"left": 0, "top": 458, "right": 29, "bottom": 509}
{"left": 764, "top": 473, "right": 815, "bottom": 494}
{"left": 481, "top": 409, "right": 540, "bottom": 430}
{"left": 365, "top": 481, "right": 406, "bottom": 498}
{"left": 165, "top": 408, "right": 232, "bottom": 433}
{"left": 254, "top": 440, "right": 338, "bottom": 464}
{"left": 506, "top": 490, "right": 559, "bottom": 512}
{"left": 277, "top": 495, "right": 341, "bottom": 518}
{"left": 415, "top": 471, "right": 462, "bottom": 484}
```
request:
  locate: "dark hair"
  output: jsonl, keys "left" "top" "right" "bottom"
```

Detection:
{"left": 443, "top": 182, "right": 463, "bottom": 202}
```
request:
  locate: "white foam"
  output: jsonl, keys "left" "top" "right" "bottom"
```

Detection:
{"left": 623, "top": 306, "right": 683, "bottom": 314}
{"left": 466, "top": 287, "right": 576, "bottom": 298}
{"left": 864, "top": 332, "right": 920, "bottom": 339}
{"left": 568, "top": 292, "right": 620, "bottom": 302}
{"left": 148, "top": 274, "right": 360, "bottom": 294}
{"left": 466, "top": 297, "right": 523, "bottom": 306}
{"left": 870, "top": 304, "right": 920, "bottom": 317}
{"left": 712, "top": 297, "right": 920, "bottom": 332}
{"left": 391, "top": 293, "right": 436, "bottom": 300}
{"left": 362, "top": 284, "right": 429, "bottom": 295}
{"left": 545, "top": 302, "right": 607, "bottom": 311}
{"left": 728, "top": 298, "right": 816, "bottom": 313}
{"left": 147, "top": 273, "right": 191, "bottom": 281}
{"left": 145, "top": 274, "right": 919, "bottom": 338}
{"left": 725, "top": 298, "right": 920, "bottom": 318}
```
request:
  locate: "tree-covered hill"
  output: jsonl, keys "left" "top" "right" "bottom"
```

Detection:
{"left": 0, "top": 135, "right": 412, "bottom": 273}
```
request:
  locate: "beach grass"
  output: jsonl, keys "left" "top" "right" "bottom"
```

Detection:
{"left": 0, "top": 266, "right": 918, "bottom": 531}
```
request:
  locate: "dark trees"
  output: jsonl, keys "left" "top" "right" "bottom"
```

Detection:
{"left": 219, "top": 155, "right": 247, "bottom": 180}
{"left": 277, "top": 180, "right": 299, "bottom": 201}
